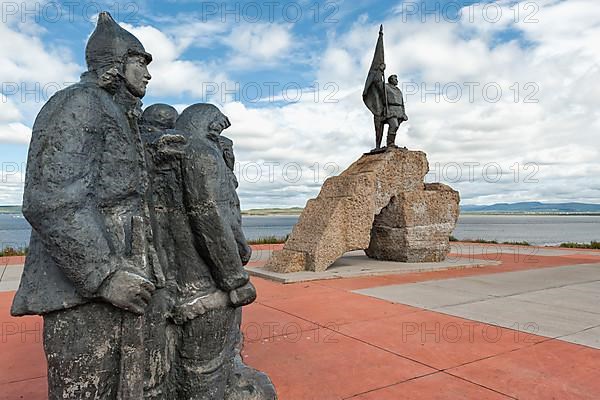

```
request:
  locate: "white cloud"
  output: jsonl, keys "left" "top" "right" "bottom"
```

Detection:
{"left": 0, "top": 17, "right": 80, "bottom": 86}
{"left": 223, "top": 23, "right": 294, "bottom": 68}
{"left": 124, "top": 21, "right": 298, "bottom": 98}
{"left": 2, "top": 0, "right": 600, "bottom": 208}
{"left": 0, "top": 95, "right": 23, "bottom": 122}
{"left": 0, "top": 4, "right": 82, "bottom": 203}
{"left": 123, "top": 23, "right": 230, "bottom": 98}
{"left": 0, "top": 122, "right": 31, "bottom": 145}
{"left": 220, "top": 0, "right": 600, "bottom": 207}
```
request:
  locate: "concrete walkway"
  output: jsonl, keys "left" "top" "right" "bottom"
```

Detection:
{"left": 356, "top": 263, "right": 600, "bottom": 349}
{"left": 0, "top": 264, "right": 24, "bottom": 292}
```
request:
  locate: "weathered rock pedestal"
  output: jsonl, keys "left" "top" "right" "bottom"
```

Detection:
{"left": 366, "top": 183, "right": 459, "bottom": 262}
{"left": 265, "top": 148, "right": 459, "bottom": 273}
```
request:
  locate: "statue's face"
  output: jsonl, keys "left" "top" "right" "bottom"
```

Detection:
{"left": 389, "top": 76, "right": 398, "bottom": 86}
{"left": 209, "top": 113, "right": 231, "bottom": 135}
{"left": 123, "top": 55, "right": 151, "bottom": 98}
{"left": 153, "top": 107, "right": 177, "bottom": 129}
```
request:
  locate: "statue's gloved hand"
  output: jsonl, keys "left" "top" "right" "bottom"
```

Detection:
{"left": 229, "top": 282, "right": 257, "bottom": 307}
{"left": 98, "top": 269, "right": 156, "bottom": 314}
{"left": 239, "top": 242, "right": 252, "bottom": 266}
{"left": 155, "top": 134, "right": 187, "bottom": 160}
{"left": 170, "top": 291, "right": 230, "bottom": 324}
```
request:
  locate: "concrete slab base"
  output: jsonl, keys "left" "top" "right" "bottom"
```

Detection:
{"left": 247, "top": 250, "right": 500, "bottom": 283}
{"left": 0, "top": 265, "right": 23, "bottom": 292}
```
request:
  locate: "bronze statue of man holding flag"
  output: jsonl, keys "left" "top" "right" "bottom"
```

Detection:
{"left": 363, "top": 25, "right": 408, "bottom": 151}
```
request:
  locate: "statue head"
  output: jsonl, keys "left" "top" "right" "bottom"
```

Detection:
{"left": 175, "top": 103, "right": 231, "bottom": 140}
{"left": 218, "top": 136, "right": 235, "bottom": 171}
{"left": 86, "top": 12, "right": 152, "bottom": 97}
{"left": 388, "top": 74, "right": 398, "bottom": 86}
{"left": 141, "top": 104, "right": 178, "bottom": 131}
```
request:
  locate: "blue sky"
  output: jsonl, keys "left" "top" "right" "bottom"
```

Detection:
{"left": 2, "top": 0, "right": 600, "bottom": 208}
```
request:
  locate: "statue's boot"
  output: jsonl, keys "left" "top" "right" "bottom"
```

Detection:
{"left": 224, "top": 356, "right": 277, "bottom": 400}
{"left": 386, "top": 133, "right": 397, "bottom": 147}
{"left": 224, "top": 310, "right": 277, "bottom": 400}
{"left": 174, "top": 306, "right": 237, "bottom": 400}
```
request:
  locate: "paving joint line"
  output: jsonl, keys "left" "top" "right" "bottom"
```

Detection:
{"left": 423, "top": 278, "right": 600, "bottom": 312}
{"left": 256, "top": 302, "right": 438, "bottom": 371}
{"left": 426, "top": 306, "right": 600, "bottom": 347}
{"left": 391, "top": 261, "right": 600, "bottom": 288}
{"left": 441, "top": 371, "right": 519, "bottom": 399}
{"left": 1, "top": 375, "right": 47, "bottom": 386}
{"left": 440, "top": 335, "right": 555, "bottom": 373}
{"left": 423, "top": 265, "right": 600, "bottom": 289}
{"left": 258, "top": 296, "right": 574, "bottom": 375}
{"left": 340, "top": 367, "right": 518, "bottom": 399}
{"left": 487, "top": 295, "right": 600, "bottom": 317}
{"left": 341, "top": 370, "right": 440, "bottom": 399}
{"left": 256, "top": 299, "right": 426, "bottom": 329}
{"left": 354, "top": 286, "right": 496, "bottom": 310}
{"left": 307, "top": 257, "right": 600, "bottom": 292}
{"left": 258, "top": 298, "right": 570, "bottom": 395}
{"left": 549, "top": 323, "right": 600, "bottom": 349}
{"left": 438, "top": 371, "right": 518, "bottom": 400}
{"left": 262, "top": 296, "right": 431, "bottom": 322}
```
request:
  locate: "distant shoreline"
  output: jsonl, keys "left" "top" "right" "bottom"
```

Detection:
{"left": 0, "top": 206, "right": 22, "bottom": 214}
{"left": 460, "top": 212, "right": 600, "bottom": 216}
{"left": 240, "top": 209, "right": 600, "bottom": 217}
{"left": 241, "top": 208, "right": 303, "bottom": 216}
{"left": 3, "top": 206, "right": 600, "bottom": 217}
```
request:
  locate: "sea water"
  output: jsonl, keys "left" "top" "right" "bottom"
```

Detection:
{"left": 2, "top": 213, "right": 600, "bottom": 248}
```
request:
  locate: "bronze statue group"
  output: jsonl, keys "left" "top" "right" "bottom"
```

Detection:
{"left": 11, "top": 12, "right": 276, "bottom": 400}
{"left": 9, "top": 11, "right": 406, "bottom": 400}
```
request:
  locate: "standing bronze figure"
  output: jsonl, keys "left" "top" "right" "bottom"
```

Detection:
{"left": 11, "top": 12, "right": 161, "bottom": 398}
{"left": 363, "top": 25, "right": 408, "bottom": 151}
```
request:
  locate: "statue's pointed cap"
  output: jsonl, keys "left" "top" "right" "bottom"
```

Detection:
{"left": 85, "top": 11, "right": 152, "bottom": 72}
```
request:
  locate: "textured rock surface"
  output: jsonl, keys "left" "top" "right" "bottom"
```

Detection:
{"left": 266, "top": 148, "right": 429, "bottom": 273}
{"left": 365, "top": 183, "right": 460, "bottom": 262}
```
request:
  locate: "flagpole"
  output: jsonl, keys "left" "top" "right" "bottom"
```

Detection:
{"left": 380, "top": 25, "right": 389, "bottom": 119}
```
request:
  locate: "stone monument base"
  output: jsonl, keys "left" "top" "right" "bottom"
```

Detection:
{"left": 366, "top": 183, "right": 459, "bottom": 262}
{"left": 265, "top": 147, "right": 460, "bottom": 273}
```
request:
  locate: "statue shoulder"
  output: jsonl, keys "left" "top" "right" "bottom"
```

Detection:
{"left": 35, "top": 82, "right": 111, "bottom": 123}
{"left": 385, "top": 84, "right": 404, "bottom": 103}
{"left": 385, "top": 83, "right": 402, "bottom": 93}
{"left": 30, "top": 82, "right": 122, "bottom": 151}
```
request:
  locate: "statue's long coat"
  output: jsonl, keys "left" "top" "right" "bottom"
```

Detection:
{"left": 11, "top": 74, "right": 161, "bottom": 316}
{"left": 145, "top": 130, "right": 248, "bottom": 304}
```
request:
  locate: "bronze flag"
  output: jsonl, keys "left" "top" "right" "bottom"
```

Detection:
{"left": 363, "top": 25, "right": 388, "bottom": 118}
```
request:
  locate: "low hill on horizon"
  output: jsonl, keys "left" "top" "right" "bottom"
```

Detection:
{"left": 0, "top": 206, "right": 22, "bottom": 214}
{"left": 241, "top": 207, "right": 304, "bottom": 215}
{"left": 461, "top": 202, "right": 600, "bottom": 214}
